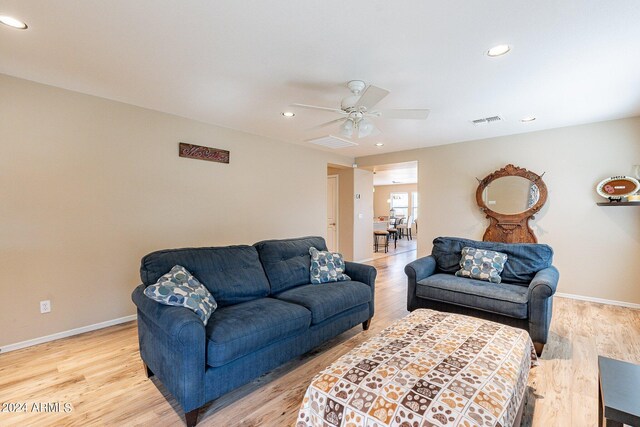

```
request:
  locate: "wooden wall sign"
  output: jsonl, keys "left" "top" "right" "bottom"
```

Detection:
{"left": 179, "top": 143, "right": 229, "bottom": 164}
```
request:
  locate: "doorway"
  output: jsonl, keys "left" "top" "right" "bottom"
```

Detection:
{"left": 366, "top": 161, "right": 418, "bottom": 259}
{"left": 326, "top": 174, "right": 338, "bottom": 252}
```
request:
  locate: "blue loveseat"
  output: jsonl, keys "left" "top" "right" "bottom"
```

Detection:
{"left": 405, "top": 237, "right": 559, "bottom": 356}
{"left": 131, "top": 236, "right": 376, "bottom": 426}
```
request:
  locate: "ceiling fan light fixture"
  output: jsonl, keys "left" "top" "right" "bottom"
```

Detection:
{"left": 294, "top": 79, "right": 429, "bottom": 141}
{"left": 358, "top": 118, "right": 375, "bottom": 138}
{"left": 340, "top": 119, "right": 354, "bottom": 137}
{"left": 486, "top": 44, "right": 511, "bottom": 57}
{"left": 0, "top": 15, "right": 28, "bottom": 29}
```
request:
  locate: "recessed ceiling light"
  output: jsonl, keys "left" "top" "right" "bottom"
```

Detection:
{"left": 375, "top": 143, "right": 384, "bottom": 147}
{"left": 0, "top": 15, "right": 28, "bottom": 30}
{"left": 521, "top": 116, "right": 536, "bottom": 122}
{"left": 281, "top": 111, "right": 295, "bottom": 118}
{"left": 486, "top": 44, "right": 511, "bottom": 57}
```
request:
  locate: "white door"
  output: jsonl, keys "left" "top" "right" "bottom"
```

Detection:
{"left": 327, "top": 175, "right": 338, "bottom": 252}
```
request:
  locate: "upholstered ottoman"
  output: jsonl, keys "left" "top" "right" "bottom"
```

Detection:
{"left": 297, "top": 309, "right": 537, "bottom": 427}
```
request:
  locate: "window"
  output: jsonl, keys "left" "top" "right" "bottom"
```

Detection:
{"left": 390, "top": 192, "right": 408, "bottom": 218}
{"left": 412, "top": 192, "right": 418, "bottom": 220}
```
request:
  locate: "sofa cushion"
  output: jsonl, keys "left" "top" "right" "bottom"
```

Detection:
{"left": 254, "top": 236, "right": 328, "bottom": 293}
{"left": 309, "top": 247, "right": 351, "bottom": 284}
{"left": 416, "top": 273, "right": 529, "bottom": 319}
{"left": 140, "top": 246, "right": 270, "bottom": 307}
{"left": 432, "top": 237, "right": 553, "bottom": 285}
{"left": 205, "top": 298, "right": 311, "bottom": 367}
{"left": 455, "top": 247, "right": 508, "bottom": 284}
{"left": 143, "top": 265, "right": 217, "bottom": 325}
{"left": 274, "top": 281, "right": 371, "bottom": 324}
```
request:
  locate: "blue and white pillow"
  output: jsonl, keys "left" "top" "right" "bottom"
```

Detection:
{"left": 144, "top": 265, "right": 217, "bottom": 325}
{"left": 455, "top": 247, "right": 508, "bottom": 284}
{"left": 309, "top": 247, "right": 351, "bottom": 284}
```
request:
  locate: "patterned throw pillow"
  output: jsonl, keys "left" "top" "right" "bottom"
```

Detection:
{"left": 309, "top": 247, "right": 351, "bottom": 284}
{"left": 455, "top": 247, "right": 508, "bottom": 284}
{"left": 144, "top": 265, "right": 217, "bottom": 325}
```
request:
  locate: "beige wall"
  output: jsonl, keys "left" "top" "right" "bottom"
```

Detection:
{"left": 0, "top": 74, "right": 352, "bottom": 347}
{"left": 357, "top": 117, "right": 640, "bottom": 304}
{"left": 374, "top": 184, "right": 418, "bottom": 218}
{"left": 353, "top": 169, "right": 374, "bottom": 262}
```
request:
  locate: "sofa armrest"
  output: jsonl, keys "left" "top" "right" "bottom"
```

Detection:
{"left": 527, "top": 266, "right": 559, "bottom": 344}
{"left": 132, "top": 284, "right": 205, "bottom": 341}
{"left": 131, "top": 284, "right": 206, "bottom": 412}
{"left": 345, "top": 261, "right": 376, "bottom": 287}
{"left": 405, "top": 256, "right": 437, "bottom": 283}
{"left": 528, "top": 266, "right": 559, "bottom": 298}
{"left": 405, "top": 256, "right": 437, "bottom": 311}
{"left": 345, "top": 262, "right": 377, "bottom": 319}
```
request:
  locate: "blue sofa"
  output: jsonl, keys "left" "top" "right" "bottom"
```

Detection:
{"left": 131, "top": 236, "right": 375, "bottom": 426}
{"left": 405, "top": 237, "right": 558, "bottom": 356}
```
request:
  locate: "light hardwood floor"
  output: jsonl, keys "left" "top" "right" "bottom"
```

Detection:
{"left": 371, "top": 235, "right": 417, "bottom": 260}
{"left": 1, "top": 249, "right": 639, "bottom": 427}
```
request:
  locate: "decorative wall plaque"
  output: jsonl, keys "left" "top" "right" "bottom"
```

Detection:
{"left": 179, "top": 142, "right": 229, "bottom": 164}
{"left": 596, "top": 176, "right": 640, "bottom": 201}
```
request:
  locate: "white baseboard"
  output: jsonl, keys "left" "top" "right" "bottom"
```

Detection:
{"left": 0, "top": 314, "right": 137, "bottom": 354}
{"left": 3, "top": 293, "right": 633, "bottom": 354}
{"left": 556, "top": 292, "right": 640, "bottom": 310}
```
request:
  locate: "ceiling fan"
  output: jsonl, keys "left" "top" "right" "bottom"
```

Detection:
{"left": 292, "top": 80, "right": 430, "bottom": 139}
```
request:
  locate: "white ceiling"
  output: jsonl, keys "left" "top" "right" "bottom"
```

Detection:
{"left": 373, "top": 168, "right": 418, "bottom": 187}
{"left": 2, "top": 1, "right": 640, "bottom": 157}
{"left": 364, "top": 162, "right": 418, "bottom": 186}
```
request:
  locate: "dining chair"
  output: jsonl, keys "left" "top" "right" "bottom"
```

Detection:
{"left": 397, "top": 216, "right": 413, "bottom": 240}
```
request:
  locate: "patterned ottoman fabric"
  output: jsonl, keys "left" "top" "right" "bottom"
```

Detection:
{"left": 297, "top": 309, "right": 537, "bottom": 427}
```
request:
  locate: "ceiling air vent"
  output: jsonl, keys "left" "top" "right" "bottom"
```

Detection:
{"left": 471, "top": 115, "right": 504, "bottom": 125}
{"left": 306, "top": 135, "right": 358, "bottom": 149}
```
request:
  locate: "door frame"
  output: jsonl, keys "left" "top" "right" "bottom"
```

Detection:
{"left": 327, "top": 174, "right": 339, "bottom": 252}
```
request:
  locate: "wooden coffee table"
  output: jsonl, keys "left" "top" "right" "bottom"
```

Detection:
{"left": 598, "top": 356, "right": 640, "bottom": 426}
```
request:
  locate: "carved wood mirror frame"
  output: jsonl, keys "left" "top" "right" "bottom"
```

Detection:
{"left": 476, "top": 164, "right": 548, "bottom": 243}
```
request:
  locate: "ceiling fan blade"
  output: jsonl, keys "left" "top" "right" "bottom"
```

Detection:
{"left": 306, "top": 117, "right": 346, "bottom": 131}
{"left": 375, "top": 109, "right": 430, "bottom": 120}
{"left": 356, "top": 85, "right": 390, "bottom": 110}
{"left": 291, "top": 103, "right": 345, "bottom": 114}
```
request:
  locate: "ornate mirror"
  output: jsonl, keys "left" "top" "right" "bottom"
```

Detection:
{"left": 476, "top": 164, "right": 547, "bottom": 243}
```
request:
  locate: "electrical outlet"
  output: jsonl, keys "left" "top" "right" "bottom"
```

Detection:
{"left": 40, "top": 300, "right": 51, "bottom": 314}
